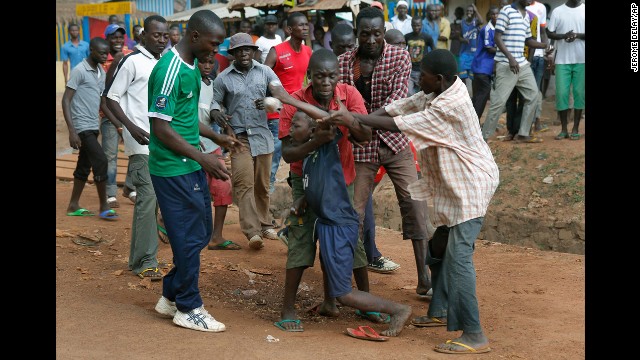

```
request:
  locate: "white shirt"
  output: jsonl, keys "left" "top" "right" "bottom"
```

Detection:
{"left": 106, "top": 46, "right": 159, "bottom": 156}
{"left": 391, "top": 14, "right": 413, "bottom": 35}
{"left": 547, "top": 3, "right": 585, "bottom": 64}
{"left": 255, "top": 34, "right": 282, "bottom": 64}
{"left": 527, "top": 1, "right": 547, "bottom": 57}
{"left": 198, "top": 79, "right": 219, "bottom": 154}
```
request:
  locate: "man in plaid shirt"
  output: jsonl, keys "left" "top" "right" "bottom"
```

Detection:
{"left": 337, "top": 6, "right": 433, "bottom": 297}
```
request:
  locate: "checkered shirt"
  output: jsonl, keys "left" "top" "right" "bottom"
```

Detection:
{"left": 337, "top": 42, "right": 412, "bottom": 163}
{"left": 387, "top": 78, "right": 500, "bottom": 227}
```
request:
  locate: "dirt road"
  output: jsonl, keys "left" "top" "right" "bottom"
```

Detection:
{"left": 55, "top": 178, "right": 585, "bottom": 360}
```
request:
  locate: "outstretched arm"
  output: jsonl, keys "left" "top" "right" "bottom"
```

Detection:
{"left": 268, "top": 80, "right": 330, "bottom": 119}
{"left": 323, "top": 105, "right": 399, "bottom": 133}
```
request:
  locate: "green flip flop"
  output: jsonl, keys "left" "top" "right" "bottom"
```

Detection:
{"left": 208, "top": 240, "right": 241, "bottom": 250}
{"left": 355, "top": 310, "right": 391, "bottom": 324}
{"left": 67, "top": 208, "right": 94, "bottom": 216}
{"left": 273, "top": 319, "right": 304, "bottom": 332}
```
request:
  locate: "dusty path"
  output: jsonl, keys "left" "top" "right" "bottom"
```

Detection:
{"left": 55, "top": 179, "right": 585, "bottom": 360}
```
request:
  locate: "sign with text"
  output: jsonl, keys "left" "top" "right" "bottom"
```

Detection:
{"left": 76, "top": 1, "right": 133, "bottom": 17}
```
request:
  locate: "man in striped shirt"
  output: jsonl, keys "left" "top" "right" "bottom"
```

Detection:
{"left": 325, "top": 49, "right": 499, "bottom": 355}
{"left": 481, "top": 0, "right": 550, "bottom": 143}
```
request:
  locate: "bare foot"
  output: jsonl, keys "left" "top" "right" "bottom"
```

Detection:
{"left": 380, "top": 304, "right": 412, "bottom": 337}
{"left": 308, "top": 302, "right": 340, "bottom": 317}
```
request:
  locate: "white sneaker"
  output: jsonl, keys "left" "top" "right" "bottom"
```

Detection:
{"left": 107, "top": 196, "right": 120, "bottom": 208}
{"left": 249, "top": 234, "right": 264, "bottom": 249}
{"left": 367, "top": 256, "right": 401, "bottom": 273}
{"left": 261, "top": 228, "right": 279, "bottom": 240}
{"left": 155, "top": 296, "right": 177, "bottom": 317}
{"left": 127, "top": 191, "right": 137, "bottom": 204}
{"left": 172, "top": 306, "right": 226, "bottom": 332}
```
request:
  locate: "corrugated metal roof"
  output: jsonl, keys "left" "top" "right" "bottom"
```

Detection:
{"left": 289, "top": 0, "right": 348, "bottom": 12}
{"left": 226, "top": 0, "right": 286, "bottom": 11}
{"left": 289, "top": 0, "right": 373, "bottom": 12}
{"left": 165, "top": 3, "right": 260, "bottom": 22}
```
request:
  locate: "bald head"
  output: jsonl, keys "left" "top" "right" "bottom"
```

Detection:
{"left": 384, "top": 29, "right": 405, "bottom": 47}
{"left": 186, "top": 9, "right": 224, "bottom": 35}
{"left": 330, "top": 23, "right": 355, "bottom": 56}
{"left": 308, "top": 48, "right": 338, "bottom": 71}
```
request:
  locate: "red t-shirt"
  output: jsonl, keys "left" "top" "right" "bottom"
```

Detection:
{"left": 215, "top": 53, "right": 230, "bottom": 73}
{"left": 272, "top": 41, "right": 312, "bottom": 94}
{"left": 279, "top": 83, "right": 368, "bottom": 186}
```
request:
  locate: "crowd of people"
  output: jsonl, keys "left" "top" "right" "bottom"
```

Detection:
{"left": 60, "top": 0, "right": 584, "bottom": 354}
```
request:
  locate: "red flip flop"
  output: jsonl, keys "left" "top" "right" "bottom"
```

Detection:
{"left": 346, "top": 325, "right": 389, "bottom": 341}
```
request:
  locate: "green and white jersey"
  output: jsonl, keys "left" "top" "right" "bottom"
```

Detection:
{"left": 147, "top": 48, "right": 202, "bottom": 177}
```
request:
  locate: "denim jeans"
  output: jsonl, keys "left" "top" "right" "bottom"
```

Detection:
{"left": 268, "top": 119, "right": 282, "bottom": 194}
{"left": 100, "top": 118, "right": 119, "bottom": 198}
{"left": 426, "top": 217, "right": 484, "bottom": 333}
{"left": 530, "top": 56, "right": 545, "bottom": 89}
{"left": 362, "top": 193, "right": 381, "bottom": 263}
{"left": 408, "top": 69, "right": 421, "bottom": 96}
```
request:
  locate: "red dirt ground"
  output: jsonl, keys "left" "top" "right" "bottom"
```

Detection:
{"left": 56, "top": 180, "right": 585, "bottom": 359}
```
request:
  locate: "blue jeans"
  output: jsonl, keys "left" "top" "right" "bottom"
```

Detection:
{"left": 408, "top": 69, "right": 421, "bottom": 95}
{"left": 100, "top": 118, "right": 119, "bottom": 198}
{"left": 268, "top": 119, "right": 282, "bottom": 194}
{"left": 362, "top": 193, "right": 381, "bottom": 263}
{"left": 426, "top": 217, "right": 484, "bottom": 333}
{"left": 530, "top": 56, "right": 545, "bottom": 89}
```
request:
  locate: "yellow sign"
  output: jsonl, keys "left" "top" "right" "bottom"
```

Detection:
{"left": 76, "top": 1, "right": 133, "bottom": 17}
{"left": 283, "top": 0, "right": 296, "bottom": 7}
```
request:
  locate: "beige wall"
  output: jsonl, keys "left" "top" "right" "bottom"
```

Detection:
{"left": 56, "top": 61, "right": 66, "bottom": 93}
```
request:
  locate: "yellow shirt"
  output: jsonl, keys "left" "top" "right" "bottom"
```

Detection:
{"left": 438, "top": 16, "right": 451, "bottom": 49}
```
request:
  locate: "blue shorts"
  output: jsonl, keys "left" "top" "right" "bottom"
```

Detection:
{"left": 316, "top": 221, "right": 358, "bottom": 298}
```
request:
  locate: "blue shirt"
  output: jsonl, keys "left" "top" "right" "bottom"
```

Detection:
{"left": 460, "top": 19, "right": 480, "bottom": 56}
{"left": 421, "top": 18, "right": 439, "bottom": 49}
{"left": 218, "top": 37, "right": 230, "bottom": 57}
{"left": 61, "top": 40, "right": 90, "bottom": 69}
{"left": 303, "top": 130, "right": 359, "bottom": 226}
{"left": 471, "top": 22, "right": 496, "bottom": 75}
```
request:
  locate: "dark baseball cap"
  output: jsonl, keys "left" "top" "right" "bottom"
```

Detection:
{"left": 264, "top": 14, "right": 278, "bottom": 24}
